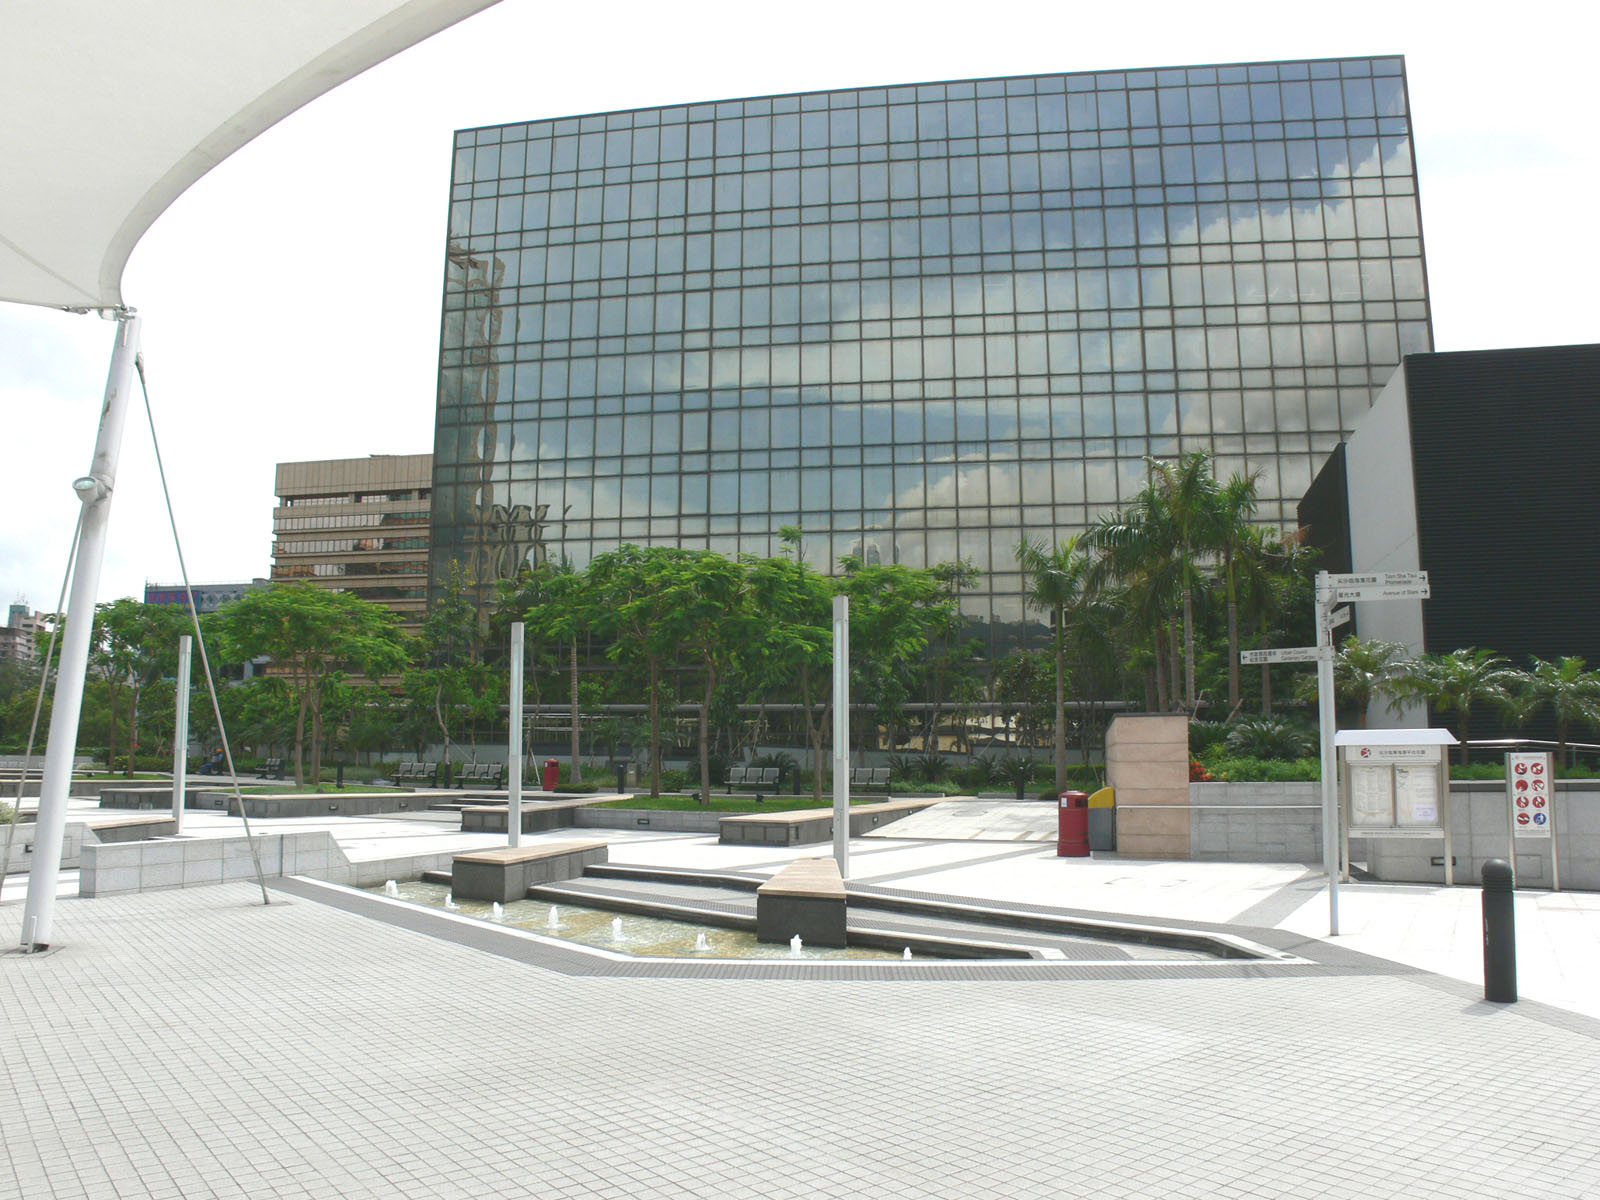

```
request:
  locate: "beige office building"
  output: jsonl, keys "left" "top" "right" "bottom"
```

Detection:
{"left": 271, "top": 455, "right": 433, "bottom": 632}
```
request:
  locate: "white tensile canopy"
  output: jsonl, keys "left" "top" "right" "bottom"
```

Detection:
{"left": 0, "top": 0, "right": 496, "bottom": 310}
{"left": 0, "top": 0, "right": 499, "bottom": 949}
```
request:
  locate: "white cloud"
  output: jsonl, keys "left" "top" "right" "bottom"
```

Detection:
{"left": 2, "top": 0, "right": 1595, "bottom": 607}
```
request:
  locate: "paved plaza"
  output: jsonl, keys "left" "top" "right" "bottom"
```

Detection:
{"left": 4, "top": 800, "right": 1600, "bottom": 1198}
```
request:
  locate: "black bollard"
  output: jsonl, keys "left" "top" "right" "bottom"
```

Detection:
{"left": 616, "top": 764, "right": 627, "bottom": 794}
{"left": 1482, "top": 858, "right": 1517, "bottom": 1003}
{"left": 336, "top": 762, "right": 344, "bottom": 790}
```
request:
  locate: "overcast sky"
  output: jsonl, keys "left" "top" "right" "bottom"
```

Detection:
{"left": 1, "top": 0, "right": 1594, "bottom": 614}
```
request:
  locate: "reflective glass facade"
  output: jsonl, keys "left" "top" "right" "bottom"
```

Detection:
{"left": 431, "top": 57, "right": 1431, "bottom": 646}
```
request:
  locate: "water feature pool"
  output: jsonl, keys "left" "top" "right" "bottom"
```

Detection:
{"left": 373, "top": 880, "right": 940, "bottom": 961}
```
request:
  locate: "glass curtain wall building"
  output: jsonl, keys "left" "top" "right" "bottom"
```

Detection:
{"left": 431, "top": 56, "right": 1431, "bottom": 648}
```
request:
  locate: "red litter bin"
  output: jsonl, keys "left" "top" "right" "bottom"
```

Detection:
{"left": 542, "top": 758, "right": 560, "bottom": 791}
{"left": 1057, "top": 791, "right": 1090, "bottom": 857}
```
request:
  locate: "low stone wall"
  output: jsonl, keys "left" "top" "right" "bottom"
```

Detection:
{"left": 191, "top": 790, "right": 430, "bottom": 818}
{"left": 99, "top": 785, "right": 210, "bottom": 809}
{"left": 1361, "top": 781, "right": 1600, "bottom": 890}
{"left": 575, "top": 808, "right": 724, "bottom": 833}
{"left": 1189, "top": 782, "right": 1323, "bottom": 862}
{"left": 80, "top": 832, "right": 355, "bottom": 896}
{"left": 1171, "top": 780, "right": 1600, "bottom": 888}
{"left": 0, "top": 821, "right": 87, "bottom": 874}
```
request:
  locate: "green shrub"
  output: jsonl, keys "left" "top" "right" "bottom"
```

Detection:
{"left": 1203, "top": 756, "right": 1321, "bottom": 782}
{"left": 1223, "top": 718, "right": 1316, "bottom": 760}
{"left": 1189, "top": 720, "right": 1230, "bottom": 757}
{"left": 951, "top": 753, "right": 997, "bottom": 789}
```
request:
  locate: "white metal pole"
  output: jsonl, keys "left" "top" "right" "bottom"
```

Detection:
{"left": 1315, "top": 570, "right": 1339, "bottom": 937}
{"left": 508, "top": 621, "right": 524, "bottom": 848}
{"left": 832, "top": 594, "right": 850, "bottom": 876}
{"left": 171, "top": 634, "right": 191, "bottom": 836}
{"left": 21, "top": 312, "right": 141, "bottom": 950}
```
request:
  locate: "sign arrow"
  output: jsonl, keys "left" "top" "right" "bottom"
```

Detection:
{"left": 1241, "top": 645, "right": 1332, "bottom": 665}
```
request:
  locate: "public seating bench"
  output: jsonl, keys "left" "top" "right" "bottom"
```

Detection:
{"left": 756, "top": 857, "right": 847, "bottom": 947}
{"left": 719, "top": 796, "right": 936, "bottom": 846}
{"left": 849, "top": 766, "right": 892, "bottom": 792}
{"left": 263, "top": 757, "right": 285, "bottom": 780}
{"left": 451, "top": 839, "right": 608, "bottom": 902}
{"left": 454, "top": 762, "right": 505, "bottom": 789}
{"left": 725, "top": 764, "right": 781, "bottom": 793}
{"left": 392, "top": 761, "right": 438, "bottom": 786}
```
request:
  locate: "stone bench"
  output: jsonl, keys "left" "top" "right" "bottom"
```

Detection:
{"left": 457, "top": 798, "right": 596, "bottom": 835}
{"left": 82, "top": 813, "right": 178, "bottom": 842}
{"left": 756, "top": 857, "right": 847, "bottom": 947}
{"left": 718, "top": 798, "right": 938, "bottom": 846}
{"left": 451, "top": 839, "right": 609, "bottom": 903}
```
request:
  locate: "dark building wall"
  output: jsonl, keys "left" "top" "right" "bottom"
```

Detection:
{"left": 1405, "top": 344, "right": 1600, "bottom": 671}
{"left": 1296, "top": 440, "right": 1351, "bottom": 577}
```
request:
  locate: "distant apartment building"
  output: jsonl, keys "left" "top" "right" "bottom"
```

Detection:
{"left": 271, "top": 455, "right": 433, "bottom": 632}
{"left": 0, "top": 603, "right": 49, "bottom": 664}
{"left": 144, "top": 579, "right": 268, "bottom": 613}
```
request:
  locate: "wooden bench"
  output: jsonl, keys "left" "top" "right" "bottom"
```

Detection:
{"left": 262, "top": 757, "right": 285, "bottom": 780}
{"left": 725, "top": 765, "right": 781, "bottom": 793}
{"left": 454, "top": 762, "right": 505, "bottom": 789}
{"left": 756, "top": 857, "right": 847, "bottom": 947}
{"left": 451, "top": 839, "right": 608, "bottom": 903}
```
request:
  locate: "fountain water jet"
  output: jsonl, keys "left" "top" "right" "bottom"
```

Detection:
{"left": 383, "top": 880, "right": 399, "bottom": 898}
{"left": 444, "top": 893, "right": 458, "bottom": 911}
{"left": 611, "top": 916, "right": 624, "bottom": 941}
{"left": 903, "top": 948, "right": 912, "bottom": 960}
{"left": 491, "top": 902, "right": 504, "bottom": 921}
{"left": 789, "top": 934, "right": 803, "bottom": 957}
{"left": 547, "top": 906, "right": 561, "bottom": 928}
{"left": 694, "top": 932, "right": 711, "bottom": 952}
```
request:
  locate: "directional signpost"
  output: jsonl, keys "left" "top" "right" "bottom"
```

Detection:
{"left": 1246, "top": 569, "right": 1431, "bottom": 936}
{"left": 1240, "top": 646, "right": 1331, "bottom": 666}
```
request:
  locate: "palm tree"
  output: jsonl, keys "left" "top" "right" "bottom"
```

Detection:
{"left": 1144, "top": 453, "right": 1221, "bottom": 709}
{"left": 1206, "top": 470, "right": 1261, "bottom": 713}
{"left": 1084, "top": 511, "right": 1183, "bottom": 711}
{"left": 1403, "top": 648, "right": 1521, "bottom": 765}
{"left": 1017, "top": 535, "right": 1091, "bottom": 790}
{"left": 1234, "top": 526, "right": 1317, "bottom": 716}
{"left": 1322, "top": 636, "right": 1414, "bottom": 727}
{"left": 1521, "top": 656, "right": 1600, "bottom": 768}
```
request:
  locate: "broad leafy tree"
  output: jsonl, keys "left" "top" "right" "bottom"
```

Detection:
{"left": 405, "top": 562, "right": 493, "bottom": 773}
{"left": 215, "top": 583, "right": 411, "bottom": 785}
{"left": 90, "top": 599, "right": 187, "bottom": 771}
{"left": 745, "top": 531, "right": 836, "bottom": 800}
{"left": 586, "top": 545, "right": 696, "bottom": 797}
{"left": 837, "top": 554, "right": 964, "bottom": 757}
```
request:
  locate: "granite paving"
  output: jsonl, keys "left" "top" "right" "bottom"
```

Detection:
{"left": 5, "top": 875, "right": 1600, "bottom": 1199}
